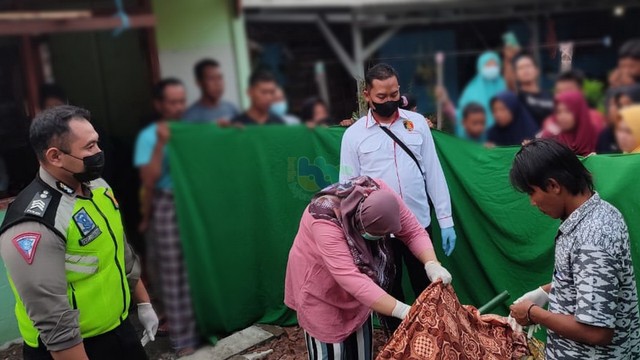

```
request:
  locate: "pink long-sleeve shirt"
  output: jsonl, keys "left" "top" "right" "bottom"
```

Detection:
{"left": 284, "top": 180, "right": 433, "bottom": 343}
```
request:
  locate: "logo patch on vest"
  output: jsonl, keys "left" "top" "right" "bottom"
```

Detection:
{"left": 104, "top": 189, "right": 119, "bottom": 209}
{"left": 24, "top": 191, "right": 51, "bottom": 217}
{"left": 12, "top": 233, "right": 41, "bottom": 264}
{"left": 73, "top": 208, "right": 102, "bottom": 246}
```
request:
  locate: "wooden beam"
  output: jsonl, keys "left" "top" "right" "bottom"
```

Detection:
{"left": 0, "top": 13, "right": 156, "bottom": 36}
{"left": 20, "top": 35, "right": 39, "bottom": 118}
{"left": 0, "top": 10, "right": 92, "bottom": 21}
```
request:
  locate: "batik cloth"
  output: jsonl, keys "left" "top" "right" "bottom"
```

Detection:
{"left": 377, "top": 282, "right": 530, "bottom": 360}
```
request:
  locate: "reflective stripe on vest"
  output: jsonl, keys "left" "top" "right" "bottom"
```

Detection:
{"left": 12, "top": 186, "right": 130, "bottom": 347}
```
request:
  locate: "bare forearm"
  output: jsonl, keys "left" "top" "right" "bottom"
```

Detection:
{"left": 530, "top": 307, "right": 614, "bottom": 346}
{"left": 51, "top": 343, "right": 89, "bottom": 360}
{"left": 416, "top": 248, "right": 438, "bottom": 265}
{"left": 140, "top": 185, "right": 153, "bottom": 220}
{"left": 370, "top": 293, "right": 399, "bottom": 317}
{"left": 134, "top": 280, "right": 151, "bottom": 304}
{"left": 504, "top": 63, "right": 517, "bottom": 91}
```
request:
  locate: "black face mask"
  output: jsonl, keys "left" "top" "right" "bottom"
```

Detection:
{"left": 371, "top": 99, "right": 401, "bottom": 118}
{"left": 63, "top": 151, "right": 105, "bottom": 183}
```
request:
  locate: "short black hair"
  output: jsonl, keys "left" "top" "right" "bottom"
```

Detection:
{"left": 509, "top": 139, "right": 593, "bottom": 196}
{"left": 152, "top": 78, "right": 183, "bottom": 101}
{"left": 462, "top": 102, "right": 485, "bottom": 119}
{"left": 39, "top": 84, "right": 67, "bottom": 108}
{"left": 300, "top": 96, "right": 326, "bottom": 122}
{"left": 619, "top": 39, "right": 640, "bottom": 60}
{"left": 194, "top": 58, "right": 220, "bottom": 81}
{"left": 365, "top": 63, "right": 398, "bottom": 89}
{"left": 248, "top": 70, "right": 276, "bottom": 87}
{"left": 513, "top": 52, "right": 538, "bottom": 68}
{"left": 615, "top": 84, "right": 640, "bottom": 105}
{"left": 30, "top": 105, "right": 91, "bottom": 161}
{"left": 556, "top": 69, "right": 585, "bottom": 87}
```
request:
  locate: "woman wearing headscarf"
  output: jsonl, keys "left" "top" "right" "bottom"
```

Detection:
{"left": 616, "top": 105, "right": 640, "bottom": 154}
{"left": 541, "top": 90, "right": 598, "bottom": 156}
{"left": 284, "top": 176, "right": 451, "bottom": 360}
{"left": 486, "top": 91, "right": 539, "bottom": 146}
{"left": 455, "top": 51, "right": 507, "bottom": 138}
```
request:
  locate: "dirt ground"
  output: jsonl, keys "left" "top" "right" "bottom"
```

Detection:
{"left": 241, "top": 326, "right": 388, "bottom": 360}
{"left": 0, "top": 325, "right": 388, "bottom": 360}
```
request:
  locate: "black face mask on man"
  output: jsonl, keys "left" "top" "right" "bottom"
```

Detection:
{"left": 371, "top": 99, "right": 401, "bottom": 118}
{"left": 62, "top": 151, "right": 105, "bottom": 183}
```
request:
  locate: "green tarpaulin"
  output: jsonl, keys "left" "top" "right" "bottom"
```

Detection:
{"left": 168, "top": 124, "right": 640, "bottom": 340}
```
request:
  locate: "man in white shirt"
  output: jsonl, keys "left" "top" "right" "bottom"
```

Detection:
{"left": 339, "top": 64, "right": 456, "bottom": 328}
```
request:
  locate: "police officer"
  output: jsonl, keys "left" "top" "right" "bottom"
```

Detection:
{"left": 340, "top": 64, "right": 457, "bottom": 331}
{"left": 0, "top": 105, "right": 158, "bottom": 359}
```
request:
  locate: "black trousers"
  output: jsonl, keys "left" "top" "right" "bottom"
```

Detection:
{"left": 387, "top": 226, "right": 433, "bottom": 332}
{"left": 23, "top": 318, "right": 148, "bottom": 360}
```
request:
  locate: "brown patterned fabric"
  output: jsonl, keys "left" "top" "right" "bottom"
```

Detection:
{"left": 377, "top": 282, "right": 530, "bottom": 360}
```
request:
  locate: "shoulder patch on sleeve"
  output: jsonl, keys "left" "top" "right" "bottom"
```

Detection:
{"left": 24, "top": 190, "right": 52, "bottom": 217}
{"left": 12, "top": 232, "right": 41, "bottom": 264}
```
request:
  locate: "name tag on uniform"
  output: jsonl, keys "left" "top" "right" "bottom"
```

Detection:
{"left": 73, "top": 208, "right": 102, "bottom": 246}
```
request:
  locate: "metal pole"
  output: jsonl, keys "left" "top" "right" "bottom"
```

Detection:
{"left": 316, "top": 16, "right": 355, "bottom": 77}
{"left": 435, "top": 52, "right": 445, "bottom": 130}
{"left": 315, "top": 61, "right": 330, "bottom": 110}
{"left": 352, "top": 13, "right": 367, "bottom": 116}
{"left": 478, "top": 291, "right": 510, "bottom": 314}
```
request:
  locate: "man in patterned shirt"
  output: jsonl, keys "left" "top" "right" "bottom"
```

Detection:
{"left": 508, "top": 139, "right": 640, "bottom": 359}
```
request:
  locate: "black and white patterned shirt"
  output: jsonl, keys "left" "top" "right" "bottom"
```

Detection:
{"left": 547, "top": 193, "right": 640, "bottom": 359}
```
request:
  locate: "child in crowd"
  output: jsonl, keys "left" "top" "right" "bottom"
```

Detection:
{"left": 461, "top": 102, "right": 487, "bottom": 142}
{"left": 615, "top": 84, "right": 640, "bottom": 108}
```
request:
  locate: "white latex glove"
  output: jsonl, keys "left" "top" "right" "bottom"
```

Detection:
{"left": 391, "top": 301, "right": 411, "bottom": 320}
{"left": 137, "top": 303, "right": 159, "bottom": 345}
{"left": 513, "top": 287, "right": 549, "bottom": 307}
{"left": 506, "top": 315, "right": 524, "bottom": 333}
{"left": 424, "top": 261, "right": 452, "bottom": 285}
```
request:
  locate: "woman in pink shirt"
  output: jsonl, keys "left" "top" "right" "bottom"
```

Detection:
{"left": 284, "top": 176, "right": 452, "bottom": 360}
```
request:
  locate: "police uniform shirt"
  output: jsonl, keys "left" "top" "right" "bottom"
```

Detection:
{"left": 0, "top": 168, "right": 141, "bottom": 351}
{"left": 339, "top": 109, "right": 453, "bottom": 229}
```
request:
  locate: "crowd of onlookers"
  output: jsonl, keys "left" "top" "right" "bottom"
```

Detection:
{"left": 150, "top": 59, "right": 335, "bottom": 128}
{"left": 435, "top": 38, "right": 640, "bottom": 156}
{"left": 148, "top": 38, "right": 640, "bottom": 159}
{"left": 130, "top": 58, "right": 341, "bottom": 356}
{"left": 132, "top": 39, "right": 640, "bottom": 355}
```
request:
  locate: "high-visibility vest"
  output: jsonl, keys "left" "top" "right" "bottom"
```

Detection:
{"left": 0, "top": 176, "right": 130, "bottom": 347}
